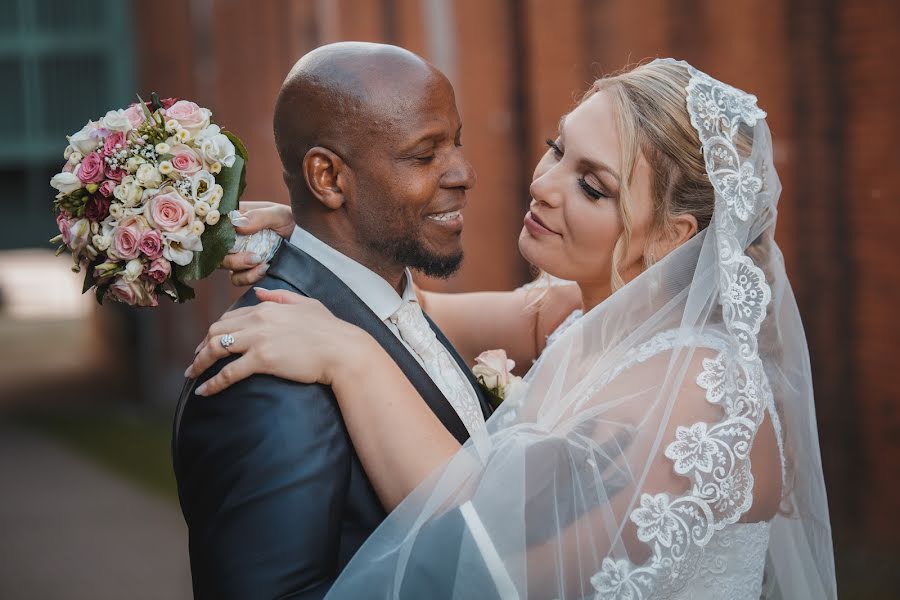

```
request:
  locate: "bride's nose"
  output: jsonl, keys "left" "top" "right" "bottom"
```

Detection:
{"left": 529, "top": 169, "right": 563, "bottom": 208}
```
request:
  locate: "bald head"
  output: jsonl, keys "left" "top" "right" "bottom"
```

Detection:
{"left": 274, "top": 42, "right": 445, "bottom": 200}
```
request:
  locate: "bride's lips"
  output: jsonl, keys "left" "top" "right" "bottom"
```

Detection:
{"left": 524, "top": 211, "right": 560, "bottom": 236}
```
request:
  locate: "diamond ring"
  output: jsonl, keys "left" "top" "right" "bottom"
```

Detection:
{"left": 220, "top": 333, "right": 236, "bottom": 350}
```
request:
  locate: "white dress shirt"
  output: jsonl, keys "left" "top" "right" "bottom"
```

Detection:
{"left": 288, "top": 226, "right": 485, "bottom": 432}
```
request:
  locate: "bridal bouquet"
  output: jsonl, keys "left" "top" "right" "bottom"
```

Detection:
{"left": 50, "top": 94, "right": 248, "bottom": 306}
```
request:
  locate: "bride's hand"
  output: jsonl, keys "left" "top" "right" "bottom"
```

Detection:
{"left": 221, "top": 201, "right": 295, "bottom": 286}
{"left": 186, "top": 288, "right": 372, "bottom": 395}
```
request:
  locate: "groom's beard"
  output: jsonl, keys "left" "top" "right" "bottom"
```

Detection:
{"left": 366, "top": 232, "right": 463, "bottom": 279}
{"left": 392, "top": 239, "right": 463, "bottom": 279}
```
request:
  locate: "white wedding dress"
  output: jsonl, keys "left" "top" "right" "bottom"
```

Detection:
{"left": 544, "top": 310, "right": 779, "bottom": 599}
{"left": 324, "top": 60, "right": 836, "bottom": 599}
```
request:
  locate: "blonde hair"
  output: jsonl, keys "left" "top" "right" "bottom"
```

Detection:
{"left": 584, "top": 60, "right": 715, "bottom": 289}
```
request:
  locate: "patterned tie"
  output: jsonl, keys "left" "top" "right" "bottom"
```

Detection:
{"left": 389, "top": 301, "right": 486, "bottom": 436}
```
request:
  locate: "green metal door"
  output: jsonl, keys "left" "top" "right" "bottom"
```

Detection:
{"left": 0, "top": 0, "right": 134, "bottom": 249}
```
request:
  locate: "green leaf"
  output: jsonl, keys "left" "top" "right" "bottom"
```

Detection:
{"left": 169, "top": 278, "right": 196, "bottom": 302}
{"left": 150, "top": 92, "right": 163, "bottom": 112}
{"left": 81, "top": 256, "right": 104, "bottom": 294}
{"left": 175, "top": 153, "right": 245, "bottom": 281}
{"left": 223, "top": 130, "right": 249, "bottom": 162}
{"left": 136, "top": 94, "right": 153, "bottom": 122}
{"left": 95, "top": 284, "right": 108, "bottom": 305}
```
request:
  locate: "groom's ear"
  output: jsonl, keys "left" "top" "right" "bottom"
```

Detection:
{"left": 303, "top": 147, "right": 346, "bottom": 210}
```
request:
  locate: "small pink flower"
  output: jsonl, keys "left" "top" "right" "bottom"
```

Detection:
{"left": 102, "top": 131, "right": 126, "bottom": 157}
{"left": 139, "top": 230, "right": 163, "bottom": 259}
{"left": 98, "top": 180, "right": 116, "bottom": 197}
{"left": 111, "top": 223, "right": 142, "bottom": 260}
{"left": 108, "top": 278, "right": 158, "bottom": 307}
{"left": 85, "top": 196, "right": 111, "bottom": 222}
{"left": 105, "top": 165, "right": 125, "bottom": 182}
{"left": 147, "top": 189, "right": 193, "bottom": 232}
{"left": 77, "top": 151, "right": 106, "bottom": 183}
{"left": 145, "top": 257, "right": 171, "bottom": 283}
{"left": 169, "top": 144, "right": 203, "bottom": 176}
{"left": 56, "top": 214, "right": 73, "bottom": 245}
{"left": 123, "top": 104, "right": 146, "bottom": 129}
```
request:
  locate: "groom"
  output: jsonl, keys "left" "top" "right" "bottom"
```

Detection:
{"left": 172, "top": 43, "right": 492, "bottom": 599}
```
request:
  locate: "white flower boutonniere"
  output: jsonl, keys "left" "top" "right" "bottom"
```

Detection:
{"left": 473, "top": 349, "right": 522, "bottom": 409}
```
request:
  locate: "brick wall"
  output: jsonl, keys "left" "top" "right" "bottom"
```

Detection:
{"left": 137, "top": 0, "right": 900, "bottom": 549}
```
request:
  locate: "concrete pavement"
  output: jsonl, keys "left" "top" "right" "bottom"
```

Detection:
{"left": 0, "top": 425, "right": 192, "bottom": 600}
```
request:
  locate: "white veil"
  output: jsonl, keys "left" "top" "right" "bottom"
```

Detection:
{"left": 325, "top": 60, "right": 836, "bottom": 599}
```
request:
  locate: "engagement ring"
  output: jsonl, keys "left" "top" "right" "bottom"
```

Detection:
{"left": 220, "top": 333, "right": 236, "bottom": 350}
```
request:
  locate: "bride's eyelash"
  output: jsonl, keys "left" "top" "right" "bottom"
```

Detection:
{"left": 546, "top": 139, "right": 563, "bottom": 156}
{"left": 579, "top": 177, "right": 607, "bottom": 200}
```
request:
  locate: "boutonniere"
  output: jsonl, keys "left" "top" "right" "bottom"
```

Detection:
{"left": 473, "top": 349, "right": 523, "bottom": 409}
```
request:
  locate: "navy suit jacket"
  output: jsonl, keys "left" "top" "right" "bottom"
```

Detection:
{"left": 172, "top": 241, "right": 492, "bottom": 599}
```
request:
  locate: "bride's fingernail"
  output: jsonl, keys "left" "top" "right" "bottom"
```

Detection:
{"left": 184, "top": 367, "right": 192, "bottom": 378}
{"left": 229, "top": 210, "right": 250, "bottom": 226}
{"left": 195, "top": 384, "right": 207, "bottom": 396}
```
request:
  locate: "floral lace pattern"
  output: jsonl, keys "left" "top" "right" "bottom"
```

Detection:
{"left": 590, "top": 63, "right": 775, "bottom": 599}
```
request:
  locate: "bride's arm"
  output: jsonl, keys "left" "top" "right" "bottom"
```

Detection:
{"left": 223, "top": 202, "right": 582, "bottom": 367}
{"left": 187, "top": 288, "right": 461, "bottom": 510}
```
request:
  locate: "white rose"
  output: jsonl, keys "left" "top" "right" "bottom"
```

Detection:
{"left": 136, "top": 163, "right": 162, "bottom": 189}
{"left": 196, "top": 124, "right": 236, "bottom": 168}
{"left": 50, "top": 172, "right": 82, "bottom": 194}
{"left": 68, "top": 122, "right": 102, "bottom": 154}
{"left": 472, "top": 349, "right": 516, "bottom": 390}
{"left": 205, "top": 210, "right": 220, "bottom": 226}
{"left": 64, "top": 145, "right": 77, "bottom": 160}
{"left": 100, "top": 109, "right": 133, "bottom": 132}
{"left": 113, "top": 176, "right": 143, "bottom": 207}
{"left": 92, "top": 234, "right": 112, "bottom": 251}
{"left": 125, "top": 156, "right": 146, "bottom": 174}
{"left": 124, "top": 259, "right": 144, "bottom": 282}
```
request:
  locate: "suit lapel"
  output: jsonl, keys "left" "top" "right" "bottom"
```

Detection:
{"left": 268, "top": 242, "right": 472, "bottom": 444}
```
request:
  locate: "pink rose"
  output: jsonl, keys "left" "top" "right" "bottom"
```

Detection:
{"left": 102, "top": 131, "right": 126, "bottom": 157}
{"left": 169, "top": 144, "right": 203, "bottom": 176}
{"left": 85, "top": 196, "right": 111, "bottom": 222}
{"left": 124, "top": 104, "right": 146, "bottom": 129}
{"left": 147, "top": 188, "right": 193, "bottom": 232}
{"left": 109, "top": 278, "right": 158, "bottom": 307}
{"left": 77, "top": 151, "right": 106, "bottom": 184}
{"left": 111, "top": 222, "right": 142, "bottom": 260}
{"left": 165, "top": 100, "right": 209, "bottom": 134}
{"left": 105, "top": 165, "right": 125, "bottom": 182}
{"left": 98, "top": 180, "right": 116, "bottom": 197}
{"left": 144, "top": 257, "right": 171, "bottom": 283}
{"left": 139, "top": 229, "right": 163, "bottom": 259}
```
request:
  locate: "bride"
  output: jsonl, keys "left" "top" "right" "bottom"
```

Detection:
{"left": 187, "top": 59, "right": 836, "bottom": 598}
